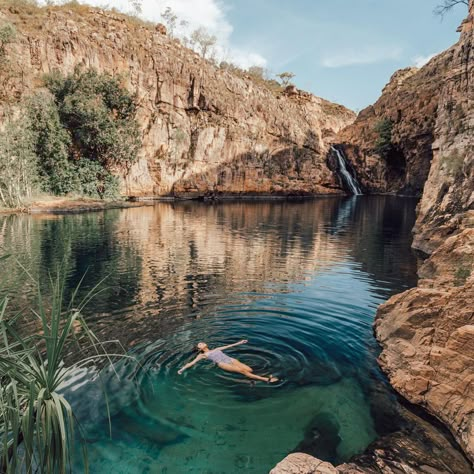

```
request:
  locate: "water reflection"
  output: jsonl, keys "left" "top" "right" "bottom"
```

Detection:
{"left": 0, "top": 196, "right": 419, "bottom": 472}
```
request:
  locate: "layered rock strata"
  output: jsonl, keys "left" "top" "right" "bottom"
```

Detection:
{"left": 375, "top": 0, "right": 474, "bottom": 462}
{"left": 0, "top": 4, "right": 354, "bottom": 198}
{"left": 334, "top": 13, "right": 472, "bottom": 198}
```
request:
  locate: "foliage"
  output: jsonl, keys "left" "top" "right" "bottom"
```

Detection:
{"left": 19, "top": 67, "right": 141, "bottom": 200}
{"left": 219, "top": 62, "right": 283, "bottom": 95}
{"left": 454, "top": 264, "right": 471, "bottom": 286}
{"left": 190, "top": 27, "right": 217, "bottom": 60}
{"left": 434, "top": 0, "right": 468, "bottom": 17}
{"left": 161, "top": 6, "right": 177, "bottom": 37}
{"left": 247, "top": 66, "right": 265, "bottom": 81}
{"left": 26, "top": 92, "right": 74, "bottom": 195}
{"left": 0, "top": 68, "right": 141, "bottom": 206}
{"left": 0, "top": 110, "right": 39, "bottom": 208}
{"left": 44, "top": 68, "right": 140, "bottom": 168}
{"left": 0, "top": 265, "right": 123, "bottom": 473}
{"left": 277, "top": 72, "right": 295, "bottom": 86}
{"left": 374, "top": 118, "right": 394, "bottom": 158}
{"left": 0, "top": 22, "right": 15, "bottom": 60}
{"left": 440, "top": 150, "right": 464, "bottom": 178}
{"left": 74, "top": 159, "right": 120, "bottom": 199}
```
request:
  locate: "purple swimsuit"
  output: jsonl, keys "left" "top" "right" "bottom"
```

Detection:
{"left": 206, "top": 349, "right": 233, "bottom": 364}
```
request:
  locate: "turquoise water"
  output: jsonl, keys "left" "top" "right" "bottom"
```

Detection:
{"left": 0, "top": 196, "right": 419, "bottom": 473}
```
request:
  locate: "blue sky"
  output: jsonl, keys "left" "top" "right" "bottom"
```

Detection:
{"left": 79, "top": 0, "right": 468, "bottom": 111}
{"left": 224, "top": 0, "right": 466, "bottom": 110}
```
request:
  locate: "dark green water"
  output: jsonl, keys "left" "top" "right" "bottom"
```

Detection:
{"left": 0, "top": 196, "right": 419, "bottom": 473}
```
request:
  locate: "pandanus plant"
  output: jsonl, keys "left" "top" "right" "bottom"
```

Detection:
{"left": 0, "top": 263, "right": 123, "bottom": 473}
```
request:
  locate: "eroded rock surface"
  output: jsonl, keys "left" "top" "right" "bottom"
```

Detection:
{"left": 373, "top": 1, "right": 474, "bottom": 463}
{"left": 375, "top": 229, "right": 474, "bottom": 463}
{"left": 412, "top": 0, "right": 474, "bottom": 254}
{"left": 272, "top": 402, "right": 473, "bottom": 473}
{"left": 0, "top": 5, "right": 354, "bottom": 198}
{"left": 335, "top": 1, "right": 472, "bottom": 199}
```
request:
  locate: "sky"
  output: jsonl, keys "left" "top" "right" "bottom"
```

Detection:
{"left": 74, "top": 0, "right": 467, "bottom": 111}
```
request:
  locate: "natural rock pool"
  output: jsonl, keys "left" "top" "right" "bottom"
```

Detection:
{"left": 0, "top": 196, "right": 420, "bottom": 473}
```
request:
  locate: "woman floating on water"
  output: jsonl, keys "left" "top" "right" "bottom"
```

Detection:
{"left": 178, "top": 340, "right": 279, "bottom": 383}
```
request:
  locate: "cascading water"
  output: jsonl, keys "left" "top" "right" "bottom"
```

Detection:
{"left": 331, "top": 146, "right": 362, "bottom": 195}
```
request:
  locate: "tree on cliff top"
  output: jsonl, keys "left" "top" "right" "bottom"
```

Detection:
{"left": 277, "top": 72, "right": 295, "bottom": 86}
{"left": 190, "top": 27, "right": 217, "bottom": 60}
{"left": 434, "top": 0, "right": 468, "bottom": 17}
{"left": 161, "top": 7, "right": 177, "bottom": 37}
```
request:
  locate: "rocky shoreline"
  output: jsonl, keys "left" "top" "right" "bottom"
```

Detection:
{"left": 0, "top": 193, "right": 350, "bottom": 216}
{"left": 272, "top": 1, "right": 474, "bottom": 471}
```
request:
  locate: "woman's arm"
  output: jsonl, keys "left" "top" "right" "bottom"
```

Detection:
{"left": 177, "top": 354, "right": 205, "bottom": 374}
{"left": 214, "top": 340, "right": 248, "bottom": 351}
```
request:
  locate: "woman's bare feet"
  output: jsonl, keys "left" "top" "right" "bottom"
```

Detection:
{"left": 267, "top": 375, "right": 279, "bottom": 383}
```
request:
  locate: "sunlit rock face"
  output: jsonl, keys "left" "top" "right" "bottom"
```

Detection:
{"left": 412, "top": 0, "right": 474, "bottom": 255}
{"left": 375, "top": 1, "right": 474, "bottom": 464}
{"left": 0, "top": 5, "right": 354, "bottom": 198}
{"left": 376, "top": 230, "right": 474, "bottom": 464}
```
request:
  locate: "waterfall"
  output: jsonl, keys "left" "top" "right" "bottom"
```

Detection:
{"left": 330, "top": 146, "right": 362, "bottom": 196}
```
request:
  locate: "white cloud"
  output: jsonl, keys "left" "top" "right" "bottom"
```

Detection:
{"left": 321, "top": 46, "right": 403, "bottom": 68}
{"left": 412, "top": 53, "right": 437, "bottom": 68}
{"left": 62, "top": 0, "right": 266, "bottom": 68}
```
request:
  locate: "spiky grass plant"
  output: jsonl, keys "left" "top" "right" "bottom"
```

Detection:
{"left": 0, "top": 266, "right": 124, "bottom": 473}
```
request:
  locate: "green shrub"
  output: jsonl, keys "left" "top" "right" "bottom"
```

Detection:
{"left": 8, "top": 68, "right": 142, "bottom": 203}
{"left": 75, "top": 159, "right": 119, "bottom": 199}
{"left": 26, "top": 91, "right": 74, "bottom": 194}
{"left": 44, "top": 68, "right": 140, "bottom": 168}
{"left": 0, "top": 110, "right": 39, "bottom": 207}
{"left": 374, "top": 118, "right": 394, "bottom": 157}
{"left": 0, "top": 22, "right": 15, "bottom": 60}
{"left": 0, "top": 267, "right": 125, "bottom": 473}
{"left": 454, "top": 265, "right": 471, "bottom": 287}
{"left": 440, "top": 150, "right": 464, "bottom": 178}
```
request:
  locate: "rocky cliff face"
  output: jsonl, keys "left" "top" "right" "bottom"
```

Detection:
{"left": 412, "top": 2, "right": 474, "bottom": 254}
{"left": 375, "top": 0, "right": 474, "bottom": 465}
{"left": 0, "top": 4, "right": 354, "bottom": 198}
{"left": 335, "top": 49, "right": 454, "bottom": 196}
{"left": 375, "top": 229, "right": 474, "bottom": 463}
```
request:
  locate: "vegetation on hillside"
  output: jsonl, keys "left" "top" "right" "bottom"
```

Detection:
{"left": 374, "top": 118, "right": 395, "bottom": 158}
{"left": 0, "top": 65, "right": 141, "bottom": 208}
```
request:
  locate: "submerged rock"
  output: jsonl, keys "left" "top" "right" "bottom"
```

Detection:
{"left": 293, "top": 412, "right": 342, "bottom": 464}
{"left": 272, "top": 403, "right": 473, "bottom": 473}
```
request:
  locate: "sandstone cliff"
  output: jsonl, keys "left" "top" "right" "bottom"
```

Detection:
{"left": 375, "top": 0, "right": 474, "bottom": 465}
{"left": 0, "top": 3, "right": 354, "bottom": 198}
{"left": 335, "top": 41, "right": 461, "bottom": 196}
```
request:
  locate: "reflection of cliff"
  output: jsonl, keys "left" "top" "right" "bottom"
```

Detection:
{"left": 0, "top": 197, "right": 418, "bottom": 347}
{"left": 0, "top": 211, "right": 143, "bottom": 315}
{"left": 340, "top": 197, "right": 419, "bottom": 298}
{"left": 116, "top": 201, "right": 345, "bottom": 313}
